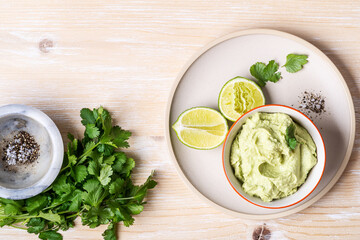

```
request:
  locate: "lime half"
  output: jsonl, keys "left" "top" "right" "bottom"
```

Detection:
{"left": 172, "top": 107, "right": 228, "bottom": 150}
{"left": 218, "top": 76, "right": 265, "bottom": 122}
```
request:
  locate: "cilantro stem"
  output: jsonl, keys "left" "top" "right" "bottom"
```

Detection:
{"left": 10, "top": 224, "right": 27, "bottom": 230}
{"left": 80, "top": 142, "right": 100, "bottom": 159}
{"left": 42, "top": 185, "right": 53, "bottom": 193}
{"left": 65, "top": 207, "right": 86, "bottom": 219}
{"left": 0, "top": 214, "right": 34, "bottom": 220}
{"left": 43, "top": 201, "right": 66, "bottom": 210}
{"left": 75, "top": 142, "right": 101, "bottom": 166}
{"left": 114, "top": 194, "right": 144, "bottom": 201}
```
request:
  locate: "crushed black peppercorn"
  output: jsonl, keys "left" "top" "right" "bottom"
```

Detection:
{"left": 2, "top": 131, "right": 40, "bottom": 167}
{"left": 298, "top": 91, "right": 326, "bottom": 115}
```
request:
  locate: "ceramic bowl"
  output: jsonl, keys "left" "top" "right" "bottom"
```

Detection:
{"left": 0, "top": 104, "right": 63, "bottom": 200}
{"left": 222, "top": 104, "right": 326, "bottom": 209}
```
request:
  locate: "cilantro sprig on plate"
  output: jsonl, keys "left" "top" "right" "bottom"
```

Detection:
{"left": 0, "top": 107, "right": 156, "bottom": 240}
{"left": 250, "top": 54, "right": 308, "bottom": 87}
{"left": 283, "top": 54, "right": 308, "bottom": 73}
{"left": 250, "top": 60, "right": 282, "bottom": 87}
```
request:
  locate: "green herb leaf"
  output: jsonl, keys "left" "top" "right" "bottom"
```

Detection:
{"left": 39, "top": 230, "right": 63, "bottom": 240}
{"left": 0, "top": 218, "right": 15, "bottom": 227}
{"left": 68, "top": 190, "right": 83, "bottom": 212}
{"left": 250, "top": 60, "right": 281, "bottom": 87}
{"left": 130, "top": 172, "right": 157, "bottom": 202}
{"left": 112, "top": 152, "right": 127, "bottom": 172}
{"left": 283, "top": 54, "right": 308, "bottom": 73}
{"left": 26, "top": 217, "right": 46, "bottom": 234}
{"left": 80, "top": 108, "right": 96, "bottom": 126}
{"left": 86, "top": 124, "right": 100, "bottom": 139}
{"left": 119, "top": 157, "right": 135, "bottom": 177}
{"left": 25, "top": 195, "right": 49, "bottom": 214}
{"left": 52, "top": 175, "right": 72, "bottom": 195}
{"left": 109, "top": 178, "right": 125, "bottom": 195}
{"left": 83, "top": 179, "right": 101, "bottom": 192}
{"left": 288, "top": 138, "right": 297, "bottom": 150}
{"left": 126, "top": 203, "right": 144, "bottom": 215}
{"left": 110, "top": 126, "right": 131, "bottom": 148}
{"left": 67, "top": 155, "right": 77, "bottom": 166}
{"left": 99, "top": 165, "right": 113, "bottom": 186}
{"left": 285, "top": 124, "right": 298, "bottom": 150}
{"left": 38, "top": 211, "right": 62, "bottom": 224}
{"left": 82, "top": 179, "right": 105, "bottom": 207}
{"left": 102, "top": 223, "right": 116, "bottom": 240}
{"left": 4, "top": 203, "right": 21, "bottom": 216}
{"left": 88, "top": 160, "right": 100, "bottom": 176}
{"left": 103, "top": 155, "right": 115, "bottom": 165}
{"left": 74, "top": 165, "right": 88, "bottom": 183}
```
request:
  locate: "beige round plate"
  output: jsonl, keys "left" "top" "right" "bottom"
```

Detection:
{"left": 165, "top": 29, "right": 355, "bottom": 219}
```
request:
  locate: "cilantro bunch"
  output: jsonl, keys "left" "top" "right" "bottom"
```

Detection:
{"left": 0, "top": 107, "right": 156, "bottom": 240}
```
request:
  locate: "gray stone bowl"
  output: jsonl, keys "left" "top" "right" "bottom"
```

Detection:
{"left": 0, "top": 104, "right": 63, "bottom": 199}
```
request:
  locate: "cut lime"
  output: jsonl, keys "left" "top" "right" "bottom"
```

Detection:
{"left": 172, "top": 107, "right": 228, "bottom": 150}
{"left": 218, "top": 76, "right": 265, "bottom": 122}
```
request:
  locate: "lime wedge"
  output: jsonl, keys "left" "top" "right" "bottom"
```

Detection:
{"left": 218, "top": 76, "right": 265, "bottom": 122}
{"left": 172, "top": 107, "right": 228, "bottom": 150}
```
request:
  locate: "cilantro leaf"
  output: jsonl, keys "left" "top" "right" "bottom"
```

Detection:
{"left": 26, "top": 217, "right": 46, "bottom": 234}
{"left": 0, "top": 218, "right": 15, "bottom": 227}
{"left": 74, "top": 165, "right": 88, "bottom": 183}
{"left": 250, "top": 62, "right": 267, "bottom": 86}
{"left": 285, "top": 124, "right": 298, "bottom": 150}
{"left": 97, "top": 144, "right": 115, "bottom": 156}
{"left": 52, "top": 175, "right": 72, "bottom": 195}
{"left": 288, "top": 138, "right": 297, "bottom": 150}
{"left": 283, "top": 54, "right": 308, "bottom": 73}
{"left": 39, "top": 230, "right": 63, "bottom": 240}
{"left": 250, "top": 60, "right": 281, "bottom": 87}
{"left": 99, "top": 165, "right": 113, "bottom": 186}
{"left": 82, "top": 179, "right": 105, "bottom": 207}
{"left": 110, "top": 126, "right": 131, "bottom": 148}
{"left": 38, "top": 211, "right": 61, "bottom": 224}
{"left": 109, "top": 178, "right": 125, "bottom": 195}
{"left": 103, "top": 155, "right": 115, "bottom": 165}
{"left": 4, "top": 203, "right": 21, "bottom": 216}
{"left": 119, "top": 157, "right": 135, "bottom": 177}
{"left": 112, "top": 152, "right": 127, "bottom": 172}
{"left": 25, "top": 195, "right": 49, "bottom": 214}
{"left": 88, "top": 160, "right": 100, "bottom": 176}
{"left": 83, "top": 179, "right": 101, "bottom": 192}
{"left": 129, "top": 172, "right": 157, "bottom": 203}
{"left": 82, "top": 188, "right": 105, "bottom": 207}
{"left": 99, "top": 107, "right": 112, "bottom": 136}
{"left": 81, "top": 206, "right": 114, "bottom": 228}
{"left": 86, "top": 124, "right": 100, "bottom": 139}
{"left": 80, "top": 108, "right": 96, "bottom": 126}
{"left": 67, "top": 155, "right": 77, "bottom": 166}
{"left": 68, "top": 190, "right": 83, "bottom": 212}
{"left": 0, "top": 198, "right": 23, "bottom": 207}
{"left": 102, "top": 223, "right": 116, "bottom": 240}
{"left": 126, "top": 203, "right": 144, "bottom": 215}
{"left": 118, "top": 207, "right": 134, "bottom": 227}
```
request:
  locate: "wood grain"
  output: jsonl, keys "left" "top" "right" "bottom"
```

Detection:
{"left": 0, "top": 0, "right": 359, "bottom": 239}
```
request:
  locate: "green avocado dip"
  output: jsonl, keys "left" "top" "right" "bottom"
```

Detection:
{"left": 230, "top": 112, "right": 317, "bottom": 202}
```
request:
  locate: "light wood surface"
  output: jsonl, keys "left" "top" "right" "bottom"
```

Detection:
{"left": 0, "top": 0, "right": 359, "bottom": 239}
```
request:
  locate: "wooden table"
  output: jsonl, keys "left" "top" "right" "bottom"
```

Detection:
{"left": 0, "top": 0, "right": 359, "bottom": 239}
